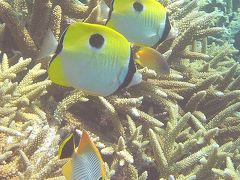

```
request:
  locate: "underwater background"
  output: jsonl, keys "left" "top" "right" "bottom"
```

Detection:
{"left": 0, "top": 0, "right": 240, "bottom": 179}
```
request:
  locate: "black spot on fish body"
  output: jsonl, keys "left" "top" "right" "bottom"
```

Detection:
{"left": 133, "top": 1, "right": 144, "bottom": 12}
{"left": 89, "top": 34, "right": 105, "bottom": 49}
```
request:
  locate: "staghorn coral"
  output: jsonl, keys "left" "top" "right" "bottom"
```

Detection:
{"left": 0, "top": 53, "right": 66, "bottom": 179}
{"left": 52, "top": 0, "right": 240, "bottom": 179}
{"left": 0, "top": 0, "right": 240, "bottom": 179}
{"left": 212, "top": 156, "right": 240, "bottom": 180}
{"left": 199, "top": 0, "right": 240, "bottom": 55}
{"left": 0, "top": 0, "right": 100, "bottom": 58}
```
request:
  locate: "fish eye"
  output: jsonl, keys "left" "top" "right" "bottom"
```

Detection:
{"left": 89, "top": 33, "right": 105, "bottom": 49}
{"left": 133, "top": 1, "right": 143, "bottom": 12}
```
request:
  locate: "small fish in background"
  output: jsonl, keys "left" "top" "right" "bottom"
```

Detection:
{"left": 59, "top": 130, "right": 105, "bottom": 180}
{"left": 135, "top": 47, "right": 170, "bottom": 75}
{"left": 48, "top": 22, "right": 142, "bottom": 96}
{"left": 105, "top": 0, "right": 177, "bottom": 47}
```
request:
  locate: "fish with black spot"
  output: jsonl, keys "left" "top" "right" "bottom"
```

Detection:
{"left": 105, "top": 0, "right": 177, "bottom": 47}
{"left": 41, "top": 22, "right": 170, "bottom": 95}
{"left": 48, "top": 22, "right": 142, "bottom": 96}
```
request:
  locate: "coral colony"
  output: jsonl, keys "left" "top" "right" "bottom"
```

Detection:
{"left": 0, "top": 0, "right": 240, "bottom": 179}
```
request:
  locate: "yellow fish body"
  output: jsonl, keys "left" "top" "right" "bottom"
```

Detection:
{"left": 48, "top": 22, "right": 142, "bottom": 96}
{"left": 106, "top": 0, "right": 173, "bottom": 47}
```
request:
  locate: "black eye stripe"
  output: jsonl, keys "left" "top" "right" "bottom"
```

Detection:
{"left": 133, "top": 1, "right": 143, "bottom": 12}
{"left": 89, "top": 33, "right": 105, "bottom": 49}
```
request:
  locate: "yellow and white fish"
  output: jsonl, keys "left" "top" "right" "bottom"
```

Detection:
{"left": 59, "top": 130, "right": 105, "bottom": 180}
{"left": 48, "top": 22, "right": 142, "bottom": 96}
{"left": 105, "top": 0, "right": 176, "bottom": 47}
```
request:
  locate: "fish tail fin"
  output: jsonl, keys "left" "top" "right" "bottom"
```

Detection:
{"left": 100, "top": 0, "right": 110, "bottom": 20}
{"left": 38, "top": 28, "right": 58, "bottom": 59}
{"left": 166, "top": 26, "right": 178, "bottom": 41}
{"left": 127, "top": 71, "right": 142, "bottom": 88}
{"left": 33, "top": 29, "right": 58, "bottom": 69}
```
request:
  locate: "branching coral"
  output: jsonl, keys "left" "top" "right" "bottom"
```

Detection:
{"left": 0, "top": 53, "right": 65, "bottom": 179}
{"left": 0, "top": 0, "right": 100, "bottom": 58}
{"left": 0, "top": 0, "right": 240, "bottom": 179}
{"left": 48, "top": 0, "right": 240, "bottom": 179}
